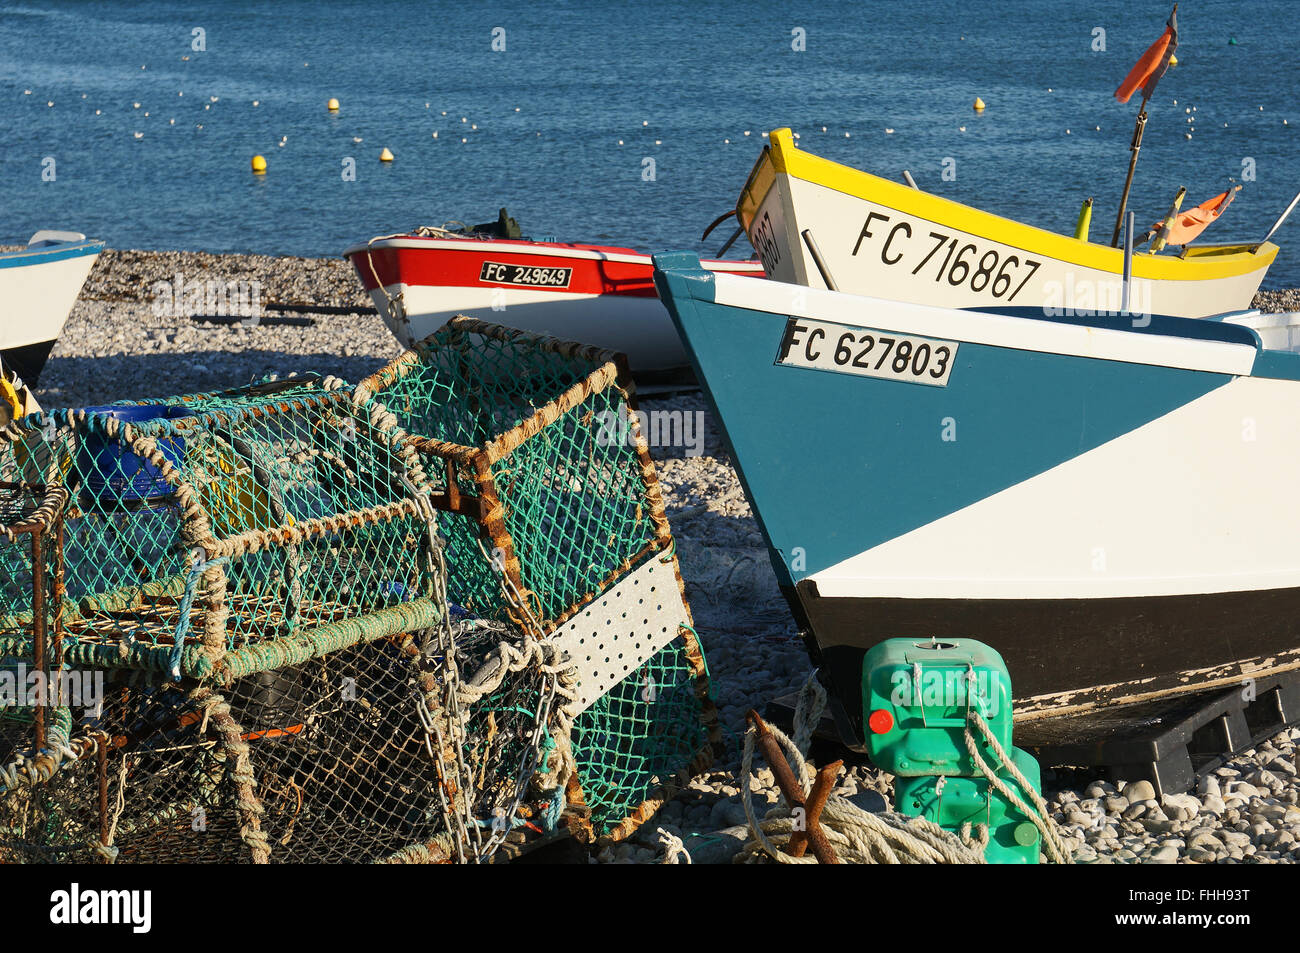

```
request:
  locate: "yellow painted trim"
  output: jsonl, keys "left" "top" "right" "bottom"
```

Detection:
{"left": 760, "top": 127, "right": 1278, "bottom": 282}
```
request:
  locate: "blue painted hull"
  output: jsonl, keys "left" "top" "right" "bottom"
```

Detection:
{"left": 653, "top": 253, "right": 1300, "bottom": 737}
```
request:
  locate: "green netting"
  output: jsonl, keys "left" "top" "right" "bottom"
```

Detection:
{"left": 571, "top": 631, "right": 708, "bottom": 834}
{"left": 0, "top": 319, "right": 715, "bottom": 858}
{"left": 361, "top": 318, "right": 716, "bottom": 841}
{"left": 358, "top": 320, "right": 660, "bottom": 627}
{"left": 0, "top": 384, "right": 437, "bottom": 676}
{"left": 0, "top": 377, "right": 574, "bottom": 862}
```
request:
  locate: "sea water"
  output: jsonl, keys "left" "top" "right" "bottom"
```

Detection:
{"left": 2, "top": 0, "right": 1297, "bottom": 286}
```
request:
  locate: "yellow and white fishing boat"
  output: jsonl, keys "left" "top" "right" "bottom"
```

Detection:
{"left": 737, "top": 128, "right": 1277, "bottom": 318}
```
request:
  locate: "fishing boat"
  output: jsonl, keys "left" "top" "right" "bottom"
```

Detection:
{"left": 653, "top": 251, "right": 1300, "bottom": 743}
{"left": 0, "top": 231, "right": 103, "bottom": 385}
{"left": 344, "top": 228, "right": 764, "bottom": 372}
{"left": 736, "top": 128, "right": 1276, "bottom": 319}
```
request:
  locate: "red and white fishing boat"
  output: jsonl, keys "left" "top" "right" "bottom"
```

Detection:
{"left": 344, "top": 227, "right": 764, "bottom": 371}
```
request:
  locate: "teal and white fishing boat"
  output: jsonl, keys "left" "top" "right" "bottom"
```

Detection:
{"left": 653, "top": 252, "right": 1300, "bottom": 741}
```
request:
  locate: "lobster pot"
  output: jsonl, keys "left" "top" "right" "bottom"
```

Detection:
{"left": 0, "top": 382, "right": 445, "bottom": 677}
{"left": 358, "top": 318, "right": 719, "bottom": 840}
{"left": 0, "top": 378, "right": 575, "bottom": 863}
{"left": 0, "top": 620, "right": 562, "bottom": 864}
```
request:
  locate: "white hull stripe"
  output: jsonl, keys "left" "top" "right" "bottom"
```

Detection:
{"left": 710, "top": 271, "right": 1258, "bottom": 377}
{"left": 809, "top": 375, "right": 1300, "bottom": 601}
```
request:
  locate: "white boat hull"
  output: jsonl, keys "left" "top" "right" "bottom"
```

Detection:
{"left": 0, "top": 235, "right": 102, "bottom": 383}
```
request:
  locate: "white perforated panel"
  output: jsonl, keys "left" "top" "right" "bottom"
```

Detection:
{"left": 548, "top": 553, "right": 689, "bottom": 713}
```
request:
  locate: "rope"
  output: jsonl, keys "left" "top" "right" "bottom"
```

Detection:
{"left": 963, "top": 703, "right": 1070, "bottom": 864}
{"left": 736, "top": 672, "right": 1070, "bottom": 864}
{"left": 657, "top": 826, "right": 692, "bottom": 864}
{"left": 736, "top": 715, "right": 988, "bottom": 864}
{"left": 169, "top": 547, "right": 229, "bottom": 678}
{"left": 791, "top": 671, "right": 827, "bottom": 757}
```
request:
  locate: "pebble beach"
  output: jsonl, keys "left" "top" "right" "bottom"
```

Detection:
{"left": 32, "top": 249, "right": 1300, "bottom": 865}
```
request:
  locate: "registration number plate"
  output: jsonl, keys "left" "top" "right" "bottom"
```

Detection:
{"left": 479, "top": 261, "right": 573, "bottom": 288}
{"left": 775, "top": 317, "right": 958, "bottom": 387}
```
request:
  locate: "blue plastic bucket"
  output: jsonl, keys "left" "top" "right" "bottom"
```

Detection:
{"left": 77, "top": 405, "right": 194, "bottom": 501}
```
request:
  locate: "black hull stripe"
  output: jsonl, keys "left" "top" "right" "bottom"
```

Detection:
{"left": 792, "top": 581, "right": 1300, "bottom": 743}
{"left": 1, "top": 339, "right": 56, "bottom": 387}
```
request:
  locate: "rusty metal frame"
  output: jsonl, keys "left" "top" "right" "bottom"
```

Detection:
{"left": 0, "top": 482, "right": 69, "bottom": 751}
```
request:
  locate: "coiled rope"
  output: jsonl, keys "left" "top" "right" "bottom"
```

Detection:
{"left": 737, "top": 674, "right": 1068, "bottom": 864}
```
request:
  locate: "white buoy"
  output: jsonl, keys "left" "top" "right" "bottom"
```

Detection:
{"left": 432, "top": 131, "right": 438, "bottom": 138}
{"left": 133, "top": 102, "right": 140, "bottom": 108}
{"left": 133, "top": 131, "right": 143, "bottom": 139}
{"left": 959, "top": 125, "right": 966, "bottom": 132}
{"left": 743, "top": 130, "right": 751, "bottom": 136}
{"left": 252, "top": 100, "right": 259, "bottom": 106}
{"left": 885, "top": 127, "right": 894, "bottom": 134}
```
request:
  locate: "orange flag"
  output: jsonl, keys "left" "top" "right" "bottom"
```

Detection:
{"left": 1115, "top": 6, "right": 1179, "bottom": 104}
{"left": 1157, "top": 187, "right": 1240, "bottom": 246}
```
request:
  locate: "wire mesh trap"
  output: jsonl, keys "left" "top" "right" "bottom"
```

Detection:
{"left": 0, "top": 377, "right": 576, "bottom": 862}
{"left": 0, "top": 319, "right": 716, "bottom": 861}
{"left": 358, "top": 318, "right": 719, "bottom": 841}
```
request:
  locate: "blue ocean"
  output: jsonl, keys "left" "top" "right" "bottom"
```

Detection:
{"left": 3, "top": 1, "right": 1298, "bottom": 285}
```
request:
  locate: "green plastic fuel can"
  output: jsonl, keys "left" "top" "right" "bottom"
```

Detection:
{"left": 862, "top": 637, "right": 1044, "bottom": 864}
{"left": 862, "top": 637, "right": 1014, "bottom": 776}
{"left": 894, "top": 746, "right": 1043, "bottom": 864}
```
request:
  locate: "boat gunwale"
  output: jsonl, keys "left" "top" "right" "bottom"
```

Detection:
{"left": 0, "top": 239, "right": 104, "bottom": 269}
{"left": 751, "top": 126, "right": 1278, "bottom": 282}
{"left": 342, "top": 237, "right": 763, "bottom": 272}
